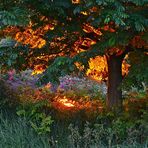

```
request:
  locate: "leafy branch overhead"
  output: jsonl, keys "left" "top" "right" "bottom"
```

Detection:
{"left": 38, "top": 0, "right": 148, "bottom": 85}
{"left": 0, "top": 8, "right": 30, "bottom": 29}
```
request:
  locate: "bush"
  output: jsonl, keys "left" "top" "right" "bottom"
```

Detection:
{"left": 4, "top": 69, "right": 39, "bottom": 90}
{"left": 58, "top": 75, "right": 107, "bottom": 100}
{"left": 0, "top": 79, "right": 19, "bottom": 109}
{"left": 68, "top": 116, "right": 148, "bottom": 148}
{"left": 17, "top": 100, "right": 53, "bottom": 135}
{"left": 17, "top": 86, "right": 53, "bottom": 104}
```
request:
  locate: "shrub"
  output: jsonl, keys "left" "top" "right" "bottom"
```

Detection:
{"left": 17, "top": 100, "right": 53, "bottom": 135}
{"left": 0, "top": 79, "right": 19, "bottom": 109}
{"left": 68, "top": 116, "right": 148, "bottom": 148}
{"left": 17, "top": 86, "right": 53, "bottom": 104}
{"left": 58, "top": 75, "right": 107, "bottom": 100}
{"left": 4, "top": 69, "right": 39, "bottom": 90}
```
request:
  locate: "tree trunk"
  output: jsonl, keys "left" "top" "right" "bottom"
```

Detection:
{"left": 106, "top": 55, "right": 124, "bottom": 109}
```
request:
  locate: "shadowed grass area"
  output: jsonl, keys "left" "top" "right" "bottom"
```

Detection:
{"left": 0, "top": 109, "right": 147, "bottom": 148}
{"left": 0, "top": 111, "right": 51, "bottom": 148}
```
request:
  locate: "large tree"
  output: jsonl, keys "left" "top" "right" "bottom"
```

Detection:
{"left": 0, "top": 0, "right": 148, "bottom": 109}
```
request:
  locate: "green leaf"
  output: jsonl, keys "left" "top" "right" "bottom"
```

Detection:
{"left": 73, "top": 6, "right": 82, "bottom": 14}
{"left": 16, "top": 110, "right": 26, "bottom": 116}
{"left": 108, "top": 37, "right": 116, "bottom": 47}
{"left": 104, "top": 17, "right": 110, "bottom": 24}
{"left": 7, "top": 59, "right": 12, "bottom": 66}
{"left": 135, "top": 22, "right": 145, "bottom": 31}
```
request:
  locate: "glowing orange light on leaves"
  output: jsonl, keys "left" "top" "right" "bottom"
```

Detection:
{"left": 102, "top": 25, "right": 115, "bottom": 32}
{"left": 81, "top": 38, "right": 96, "bottom": 47}
{"left": 83, "top": 24, "right": 102, "bottom": 36}
{"left": 87, "top": 55, "right": 129, "bottom": 81}
{"left": 81, "top": 11, "right": 88, "bottom": 15}
{"left": 72, "top": 0, "right": 80, "bottom": 4}
{"left": 58, "top": 98, "right": 75, "bottom": 107}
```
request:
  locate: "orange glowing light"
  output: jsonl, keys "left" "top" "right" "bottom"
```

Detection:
{"left": 72, "top": 0, "right": 80, "bottom": 4}
{"left": 81, "top": 11, "right": 88, "bottom": 15}
{"left": 58, "top": 98, "right": 75, "bottom": 107}
{"left": 87, "top": 55, "right": 130, "bottom": 81}
{"left": 83, "top": 24, "right": 102, "bottom": 36}
{"left": 31, "top": 65, "right": 46, "bottom": 75}
{"left": 15, "top": 27, "right": 47, "bottom": 49}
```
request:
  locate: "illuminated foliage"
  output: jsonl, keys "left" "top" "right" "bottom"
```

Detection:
{"left": 87, "top": 56, "right": 130, "bottom": 81}
{"left": 72, "top": 0, "right": 80, "bottom": 4}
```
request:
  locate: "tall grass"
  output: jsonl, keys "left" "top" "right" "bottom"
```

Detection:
{"left": 0, "top": 110, "right": 147, "bottom": 148}
{"left": 0, "top": 111, "right": 51, "bottom": 148}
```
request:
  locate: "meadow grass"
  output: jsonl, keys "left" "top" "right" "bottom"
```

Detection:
{"left": 0, "top": 110, "right": 147, "bottom": 148}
